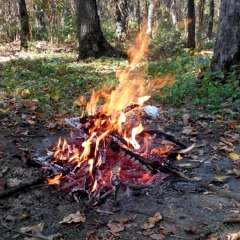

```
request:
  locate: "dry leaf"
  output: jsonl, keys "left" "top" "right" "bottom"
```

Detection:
{"left": 226, "top": 231, "right": 240, "bottom": 240}
{"left": 229, "top": 152, "right": 240, "bottom": 161}
{"left": 229, "top": 122, "right": 236, "bottom": 129}
{"left": 107, "top": 222, "right": 124, "bottom": 233}
{"left": 86, "top": 231, "right": 98, "bottom": 240}
{"left": 59, "top": 211, "right": 86, "bottom": 224}
{"left": 232, "top": 198, "right": 240, "bottom": 208}
{"left": 141, "top": 222, "right": 155, "bottom": 229}
{"left": 150, "top": 233, "right": 165, "bottom": 239}
{"left": 223, "top": 216, "right": 240, "bottom": 223}
{"left": 184, "top": 225, "right": 200, "bottom": 234}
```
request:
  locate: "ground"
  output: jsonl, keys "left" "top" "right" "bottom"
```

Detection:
{"left": 0, "top": 104, "right": 240, "bottom": 240}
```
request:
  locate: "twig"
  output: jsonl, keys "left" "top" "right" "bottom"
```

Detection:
{"left": 0, "top": 178, "right": 44, "bottom": 199}
{"left": 208, "top": 184, "right": 240, "bottom": 202}
{"left": 0, "top": 217, "right": 49, "bottom": 240}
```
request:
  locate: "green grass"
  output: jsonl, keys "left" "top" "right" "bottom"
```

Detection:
{"left": 0, "top": 52, "right": 129, "bottom": 119}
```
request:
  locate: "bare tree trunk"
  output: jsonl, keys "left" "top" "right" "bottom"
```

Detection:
{"left": 187, "top": 0, "right": 195, "bottom": 48}
{"left": 207, "top": 0, "right": 214, "bottom": 39}
{"left": 210, "top": 0, "right": 240, "bottom": 73}
{"left": 171, "top": 0, "right": 179, "bottom": 28}
{"left": 18, "top": 0, "right": 30, "bottom": 50}
{"left": 75, "top": 0, "right": 125, "bottom": 60}
{"left": 196, "top": 0, "right": 205, "bottom": 50}
{"left": 35, "top": 5, "right": 46, "bottom": 40}
{"left": 146, "top": 0, "right": 155, "bottom": 37}
{"left": 115, "top": 0, "right": 128, "bottom": 41}
{"left": 135, "top": 0, "right": 141, "bottom": 31}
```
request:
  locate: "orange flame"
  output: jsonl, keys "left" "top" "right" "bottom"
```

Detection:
{"left": 46, "top": 173, "right": 62, "bottom": 185}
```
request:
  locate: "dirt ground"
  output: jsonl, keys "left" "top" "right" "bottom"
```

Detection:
{"left": 0, "top": 106, "right": 240, "bottom": 240}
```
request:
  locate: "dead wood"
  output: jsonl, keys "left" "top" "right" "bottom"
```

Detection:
{"left": 208, "top": 184, "right": 240, "bottom": 202}
{"left": 0, "top": 217, "right": 49, "bottom": 240}
{"left": 0, "top": 178, "right": 44, "bottom": 199}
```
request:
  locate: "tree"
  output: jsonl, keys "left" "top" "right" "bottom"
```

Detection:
{"left": 146, "top": 0, "right": 155, "bottom": 37}
{"left": 210, "top": 0, "right": 240, "bottom": 73}
{"left": 75, "top": 0, "right": 124, "bottom": 60}
{"left": 196, "top": 0, "right": 205, "bottom": 50}
{"left": 207, "top": 0, "right": 214, "bottom": 39}
{"left": 116, "top": 0, "right": 128, "bottom": 41}
{"left": 187, "top": 0, "right": 195, "bottom": 48}
{"left": 18, "top": 0, "right": 30, "bottom": 50}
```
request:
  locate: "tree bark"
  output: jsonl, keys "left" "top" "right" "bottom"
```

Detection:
{"left": 146, "top": 0, "right": 155, "bottom": 37}
{"left": 116, "top": 0, "right": 128, "bottom": 41}
{"left": 75, "top": 0, "right": 125, "bottom": 60}
{"left": 35, "top": 5, "right": 46, "bottom": 40}
{"left": 187, "top": 0, "right": 195, "bottom": 48}
{"left": 207, "top": 0, "right": 214, "bottom": 39}
{"left": 18, "top": 0, "right": 30, "bottom": 50}
{"left": 170, "top": 0, "right": 179, "bottom": 28}
{"left": 210, "top": 0, "right": 240, "bottom": 72}
{"left": 196, "top": 0, "right": 205, "bottom": 50}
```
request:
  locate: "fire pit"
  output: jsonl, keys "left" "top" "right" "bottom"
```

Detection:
{"left": 34, "top": 97, "right": 192, "bottom": 206}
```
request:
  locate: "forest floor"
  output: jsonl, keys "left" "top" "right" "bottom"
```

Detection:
{"left": 0, "top": 44, "right": 240, "bottom": 240}
{"left": 0, "top": 104, "right": 240, "bottom": 240}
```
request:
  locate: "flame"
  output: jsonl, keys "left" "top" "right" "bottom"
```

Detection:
{"left": 176, "top": 154, "right": 183, "bottom": 161}
{"left": 129, "top": 123, "right": 144, "bottom": 149}
{"left": 46, "top": 173, "right": 62, "bottom": 185}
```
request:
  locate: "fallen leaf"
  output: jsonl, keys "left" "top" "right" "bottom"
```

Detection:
{"left": 86, "top": 231, "right": 98, "bottom": 240}
{"left": 59, "top": 211, "right": 86, "bottom": 224}
{"left": 27, "top": 120, "right": 35, "bottom": 125}
{"left": 232, "top": 198, "right": 240, "bottom": 208}
{"left": 150, "top": 233, "right": 165, "bottom": 239}
{"left": 229, "top": 152, "right": 240, "bottom": 161}
{"left": 226, "top": 231, "right": 240, "bottom": 240}
{"left": 107, "top": 222, "right": 124, "bottom": 233}
{"left": 223, "top": 216, "right": 240, "bottom": 223}
{"left": 214, "top": 175, "right": 230, "bottom": 182}
{"left": 141, "top": 222, "right": 155, "bottom": 230}
{"left": 229, "top": 122, "right": 236, "bottom": 129}
{"left": 184, "top": 225, "right": 200, "bottom": 234}
{"left": 233, "top": 168, "right": 240, "bottom": 178}
{"left": 5, "top": 215, "right": 16, "bottom": 221}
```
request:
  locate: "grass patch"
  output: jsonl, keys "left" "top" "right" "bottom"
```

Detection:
{"left": 0, "top": 52, "right": 128, "bottom": 119}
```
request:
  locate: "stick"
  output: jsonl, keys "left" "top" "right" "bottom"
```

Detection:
{"left": 0, "top": 217, "right": 49, "bottom": 240}
{"left": 0, "top": 178, "right": 44, "bottom": 199}
{"left": 208, "top": 184, "right": 240, "bottom": 202}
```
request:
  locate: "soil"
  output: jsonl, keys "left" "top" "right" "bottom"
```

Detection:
{"left": 0, "top": 107, "right": 240, "bottom": 240}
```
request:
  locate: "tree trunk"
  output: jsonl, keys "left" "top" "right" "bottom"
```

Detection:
{"left": 116, "top": 0, "right": 128, "bottom": 41}
{"left": 187, "top": 0, "right": 195, "bottom": 48}
{"left": 207, "top": 0, "right": 214, "bottom": 39}
{"left": 135, "top": 0, "right": 141, "bottom": 31}
{"left": 146, "top": 0, "right": 155, "bottom": 37}
{"left": 210, "top": 0, "right": 240, "bottom": 72}
{"left": 171, "top": 0, "right": 179, "bottom": 28}
{"left": 35, "top": 5, "right": 46, "bottom": 40}
{"left": 196, "top": 0, "right": 205, "bottom": 50}
{"left": 18, "top": 0, "right": 30, "bottom": 50}
{"left": 75, "top": 0, "right": 125, "bottom": 60}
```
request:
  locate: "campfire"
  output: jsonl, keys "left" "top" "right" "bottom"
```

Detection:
{"left": 34, "top": 95, "right": 191, "bottom": 205}
{"left": 33, "top": 25, "right": 192, "bottom": 206}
